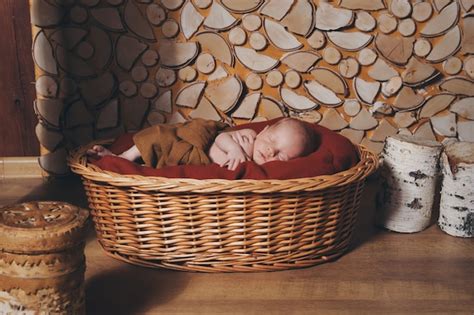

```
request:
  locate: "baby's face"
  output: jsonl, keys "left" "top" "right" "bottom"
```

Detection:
{"left": 252, "top": 123, "right": 306, "bottom": 165}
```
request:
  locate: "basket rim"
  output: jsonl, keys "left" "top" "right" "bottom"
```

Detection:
{"left": 68, "top": 140, "right": 379, "bottom": 193}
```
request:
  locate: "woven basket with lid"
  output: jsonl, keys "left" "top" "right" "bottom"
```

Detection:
{"left": 0, "top": 201, "right": 89, "bottom": 313}
{"left": 69, "top": 141, "right": 378, "bottom": 272}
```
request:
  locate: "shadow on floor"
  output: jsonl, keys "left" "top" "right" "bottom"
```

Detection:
{"left": 85, "top": 265, "right": 190, "bottom": 315}
{"left": 349, "top": 173, "right": 384, "bottom": 251}
{"left": 16, "top": 175, "right": 89, "bottom": 208}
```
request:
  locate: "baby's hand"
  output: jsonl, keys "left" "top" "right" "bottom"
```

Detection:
{"left": 231, "top": 129, "right": 256, "bottom": 159}
{"left": 86, "top": 145, "right": 115, "bottom": 158}
{"left": 221, "top": 147, "right": 249, "bottom": 171}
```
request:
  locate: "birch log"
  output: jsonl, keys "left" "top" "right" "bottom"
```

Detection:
{"left": 438, "top": 142, "right": 474, "bottom": 237}
{"left": 377, "top": 135, "right": 443, "bottom": 233}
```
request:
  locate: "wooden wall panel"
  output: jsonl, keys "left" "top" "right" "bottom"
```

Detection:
{"left": 0, "top": 0, "right": 38, "bottom": 157}
{"left": 29, "top": 0, "right": 474, "bottom": 174}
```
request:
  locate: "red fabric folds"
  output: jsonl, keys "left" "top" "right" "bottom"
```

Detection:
{"left": 92, "top": 118, "right": 359, "bottom": 180}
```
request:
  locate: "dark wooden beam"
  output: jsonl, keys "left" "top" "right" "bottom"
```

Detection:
{"left": 0, "top": 0, "right": 38, "bottom": 156}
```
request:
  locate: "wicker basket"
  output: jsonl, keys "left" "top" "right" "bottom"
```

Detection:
{"left": 69, "top": 141, "right": 378, "bottom": 272}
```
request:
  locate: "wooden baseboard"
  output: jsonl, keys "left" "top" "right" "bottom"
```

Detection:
{"left": 0, "top": 157, "right": 43, "bottom": 179}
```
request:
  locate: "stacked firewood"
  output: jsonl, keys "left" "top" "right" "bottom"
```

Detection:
{"left": 30, "top": 0, "right": 474, "bottom": 175}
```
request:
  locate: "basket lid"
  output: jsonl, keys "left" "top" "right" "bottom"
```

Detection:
{"left": 0, "top": 201, "right": 89, "bottom": 254}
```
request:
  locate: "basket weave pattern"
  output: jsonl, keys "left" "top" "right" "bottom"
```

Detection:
{"left": 69, "top": 142, "right": 378, "bottom": 272}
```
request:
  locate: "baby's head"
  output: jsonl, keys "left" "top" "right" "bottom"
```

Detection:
{"left": 253, "top": 118, "right": 316, "bottom": 165}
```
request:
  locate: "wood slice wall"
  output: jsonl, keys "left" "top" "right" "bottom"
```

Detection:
{"left": 30, "top": 0, "right": 474, "bottom": 175}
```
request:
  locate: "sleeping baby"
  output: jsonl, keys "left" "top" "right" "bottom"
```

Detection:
{"left": 87, "top": 117, "right": 316, "bottom": 171}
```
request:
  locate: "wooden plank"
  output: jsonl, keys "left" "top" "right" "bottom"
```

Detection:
{"left": 0, "top": 0, "right": 38, "bottom": 156}
{"left": 1, "top": 157, "right": 42, "bottom": 178}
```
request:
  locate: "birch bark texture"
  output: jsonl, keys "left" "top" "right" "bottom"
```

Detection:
{"left": 377, "top": 135, "right": 443, "bottom": 233}
{"left": 0, "top": 202, "right": 89, "bottom": 314}
{"left": 438, "top": 142, "right": 474, "bottom": 237}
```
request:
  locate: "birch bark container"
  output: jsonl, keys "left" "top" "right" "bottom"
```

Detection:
{"left": 0, "top": 201, "right": 89, "bottom": 314}
{"left": 439, "top": 142, "right": 474, "bottom": 237}
{"left": 377, "top": 135, "right": 443, "bottom": 233}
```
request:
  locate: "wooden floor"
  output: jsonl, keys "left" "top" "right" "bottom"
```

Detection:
{"left": 1, "top": 176, "right": 473, "bottom": 315}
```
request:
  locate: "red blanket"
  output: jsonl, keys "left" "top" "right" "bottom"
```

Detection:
{"left": 92, "top": 118, "right": 359, "bottom": 180}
